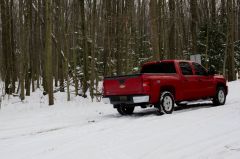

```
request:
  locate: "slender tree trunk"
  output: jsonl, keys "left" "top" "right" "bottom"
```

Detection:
{"left": 45, "top": 0, "right": 54, "bottom": 105}
{"left": 57, "top": 0, "right": 65, "bottom": 92}
{"left": 0, "top": 0, "right": 13, "bottom": 94}
{"left": 116, "top": 0, "right": 122, "bottom": 75}
{"left": 10, "top": 0, "right": 16, "bottom": 93}
{"left": 149, "top": 0, "right": 160, "bottom": 60}
{"left": 90, "top": 0, "right": 97, "bottom": 100}
{"left": 80, "top": 0, "right": 88, "bottom": 97}
{"left": 226, "top": 0, "right": 236, "bottom": 81}
{"left": 25, "top": 0, "right": 31, "bottom": 96}
{"left": 19, "top": 0, "right": 25, "bottom": 100}
{"left": 72, "top": 0, "right": 79, "bottom": 96}
{"left": 190, "top": 0, "right": 198, "bottom": 54}
{"left": 168, "top": 0, "right": 176, "bottom": 59}
{"left": 211, "top": 0, "right": 216, "bottom": 24}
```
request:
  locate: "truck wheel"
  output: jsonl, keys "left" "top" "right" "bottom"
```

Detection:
{"left": 117, "top": 105, "right": 134, "bottom": 115}
{"left": 160, "top": 91, "right": 174, "bottom": 114}
{"left": 213, "top": 87, "right": 226, "bottom": 106}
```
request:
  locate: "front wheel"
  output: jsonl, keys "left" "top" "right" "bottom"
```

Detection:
{"left": 117, "top": 105, "right": 134, "bottom": 115}
{"left": 213, "top": 87, "right": 226, "bottom": 106}
{"left": 160, "top": 91, "right": 175, "bottom": 114}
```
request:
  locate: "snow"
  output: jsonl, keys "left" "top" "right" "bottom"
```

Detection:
{"left": 0, "top": 81, "right": 240, "bottom": 159}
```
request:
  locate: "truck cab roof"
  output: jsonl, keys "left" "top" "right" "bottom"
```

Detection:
{"left": 142, "top": 60, "right": 192, "bottom": 67}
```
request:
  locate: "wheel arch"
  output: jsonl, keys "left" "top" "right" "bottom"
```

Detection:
{"left": 216, "top": 82, "right": 227, "bottom": 94}
{"left": 159, "top": 85, "right": 176, "bottom": 99}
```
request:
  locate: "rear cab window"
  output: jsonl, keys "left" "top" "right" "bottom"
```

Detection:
{"left": 141, "top": 62, "right": 176, "bottom": 74}
{"left": 179, "top": 62, "right": 193, "bottom": 75}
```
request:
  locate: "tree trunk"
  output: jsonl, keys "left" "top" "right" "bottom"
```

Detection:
{"left": 80, "top": 0, "right": 88, "bottom": 97}
{"left": 168, "top": 0, "right": 176, "bottom": 59}
{"left": 90, "top": 0, "right": 97, "bottom": 100}
{"left": 0, "top": 0, "right": 13, "bottom": 94}
{"left": 226, "top": 0, "right": 236, "bottom": 81}
{"left": 19, "top": 0, "right": 25, "bottom": 100}
{"left": 45, "top": 0, "right": 54, "bottom": 105}
{"left": 190, "top": 0, "right": 198, "bottom": 54}
{"left": 211, "top": 0, "right": 216, "bottom": 24}
{"left": 149, "top": 0, "right": 160, "bottom": 60}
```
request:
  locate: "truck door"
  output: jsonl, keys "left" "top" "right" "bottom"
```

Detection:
{"left": 179, "top": 62, "right": 198, "bottom": 100}
{"left": 192, "top": 62, "right": 215, "bottom": 97}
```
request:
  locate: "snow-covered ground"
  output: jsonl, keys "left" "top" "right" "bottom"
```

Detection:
{"left": 0, "top": 81, "right": 240, "bottom": 159}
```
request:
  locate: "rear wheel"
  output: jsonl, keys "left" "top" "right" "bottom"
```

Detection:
{"left": 158, "top": 91, "right": 175, "bottom": 114}
{"left": 213, "top": 87, "right": 226, "bottom": 106}
{"left": 117, "top": 105, "right": 134, "bottom": 115}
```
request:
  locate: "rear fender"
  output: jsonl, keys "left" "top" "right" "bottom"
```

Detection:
{"left": 150, "top": 85, "right": 175, "bottom": 104}
{"left": 160, "top": 85, "right": 175, "bottom": 98}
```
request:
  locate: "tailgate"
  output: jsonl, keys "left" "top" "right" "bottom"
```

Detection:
{"left": 103, "top": 74, "right": 143, "bottom": 96}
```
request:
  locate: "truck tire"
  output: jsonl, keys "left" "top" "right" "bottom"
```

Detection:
{"left": 213, "top": 87, "right": 226, "bottom": 106}
{"left": 117, "top": 105, "right": 134, "bottom": 115}
{"left": 160, "top": 91, "right": 174, "bottom": 114}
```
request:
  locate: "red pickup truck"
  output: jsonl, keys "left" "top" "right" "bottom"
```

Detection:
{"left": 102, "top": 60, "right": 228, "bottom": 115}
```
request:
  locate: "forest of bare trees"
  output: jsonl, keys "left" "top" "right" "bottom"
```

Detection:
{"left": 0, "top": 0, "right": 239, "bottom": 105}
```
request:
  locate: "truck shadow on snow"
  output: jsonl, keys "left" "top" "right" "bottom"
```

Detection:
{"left": 136, "top": 103, "right": 215, "bottom": 116}
{"left": 174, "top": 103, "right": 214, "bottom": 111}
{"left": 107, "top": 102, "right": 216, "bottom": 118}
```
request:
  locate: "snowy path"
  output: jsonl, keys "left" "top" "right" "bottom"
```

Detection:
{"left": 0, "top": 81, "right": 240, "bottom": 159}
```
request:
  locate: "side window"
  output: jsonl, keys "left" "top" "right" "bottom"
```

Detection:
{"left": 179, "top": 62, "right": 193, "bottom": 75}
{"left": 193, "top": 63, "right": 207, "bottom": 76}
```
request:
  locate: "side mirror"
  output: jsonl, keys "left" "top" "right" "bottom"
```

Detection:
{"left": 208, "top": 65, "right": 217, "bottom": 75}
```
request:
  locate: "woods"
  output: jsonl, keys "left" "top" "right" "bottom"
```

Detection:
{"left": 0, "top": 0, "right": 239, "bottom": 104}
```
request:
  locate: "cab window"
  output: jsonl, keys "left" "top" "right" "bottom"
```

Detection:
{"left": 193, "top": 63, "right": 208, "bottom": 76}
{"left": 179, "top": 62, "right": 193, "bottom": 75}
{"left": 141, "top": 62, "right": 176, "bottom": 73}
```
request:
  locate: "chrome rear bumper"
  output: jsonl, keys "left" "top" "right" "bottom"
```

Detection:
{"left": 102, "top": 95, "right": 149, "bottom": 105}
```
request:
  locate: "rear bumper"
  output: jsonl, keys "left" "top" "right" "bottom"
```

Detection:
{"left": 102, "top": 95, "right": 149, "bottom": 105}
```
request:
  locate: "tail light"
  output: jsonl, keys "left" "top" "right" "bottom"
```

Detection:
{"left": 143, "top": 80, "right": 150, "bottom": 93}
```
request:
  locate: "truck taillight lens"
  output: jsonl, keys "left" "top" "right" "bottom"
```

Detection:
{"left": 143, "top": 81, "right": 150, "bottom": 93}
